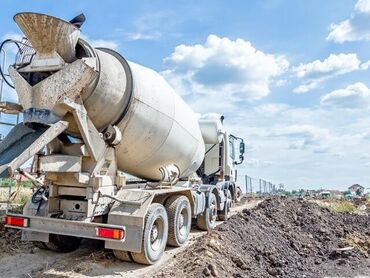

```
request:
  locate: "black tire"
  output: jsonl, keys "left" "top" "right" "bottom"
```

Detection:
{"left": 197, "top": 193, "right": 217, "bottom": 231}
{"left": 236, "top": 186, "right": 242, "bottom": 203}
{"left": 131, "top": 203, "right": 168, "bottom": 265}
{"left": 44, "top": 234, "right": 81, "bottom": 252}
{"left": 113, "top": 250, "right": 132, "bottom": 262}
{"left": 219, "top": 189, "right": 232, "bottom": 221}
{"left": 32, "top": 241, "right": 48, "bottom": 249}
{"left": 165, "top": 195, "right": 191, "bottom": 247}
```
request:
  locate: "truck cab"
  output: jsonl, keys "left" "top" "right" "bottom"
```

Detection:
{"left": 198, "top": 116, "right": 245, "bottom": 205}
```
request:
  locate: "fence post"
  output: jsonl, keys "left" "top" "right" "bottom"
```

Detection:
{"left": 245, "top": 175, "right": 248, "bottom": 194}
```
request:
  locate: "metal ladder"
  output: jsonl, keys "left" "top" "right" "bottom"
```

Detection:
{"left": 0, "top": 46, "right": 21, "bottom": 215}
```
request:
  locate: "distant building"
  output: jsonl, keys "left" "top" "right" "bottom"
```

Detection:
{"left": 348, "top": 184, "right": 365, "bottom": 196}
{"left": 315, "top": 189, "right": 343, "bottom": 199}
{"left": 319, "top": 191, "right": 331, "bottom": 199}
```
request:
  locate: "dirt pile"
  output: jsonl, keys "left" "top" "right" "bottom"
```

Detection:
{"left": 153, "top": 197, "right": 370, "bottom": 278}
{"left": 0, "top": 222, "right": 33, "bottom": 259}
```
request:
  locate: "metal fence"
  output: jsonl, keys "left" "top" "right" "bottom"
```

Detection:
{"left": 243, "top": 174, "right": 278, "bottom": 195}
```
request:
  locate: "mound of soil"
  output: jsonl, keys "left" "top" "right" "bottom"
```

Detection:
{"left": 153, "top": 197, "right": 370, "bottom": 278}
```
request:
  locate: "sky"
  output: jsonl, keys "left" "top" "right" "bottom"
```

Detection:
{"left": 0, "top": 0, "right": 370, "bottom": 190}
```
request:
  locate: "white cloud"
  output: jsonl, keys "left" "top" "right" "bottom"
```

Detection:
{"left": 293, "top": 53, "right": 360, "bottom": 79}
{"left": 244, "top": 158, "right": 272, "bottom": 168}
{"left": 80, "top": 35, "right": 118, "bottom": 50}
{"left": 88, "top": 39, "right": 118, "bottom": 50}
{"left": 321, "top": 82, "right": 370, "bottom": 109}
{"left": 162, "top": 34, "right": 289, "bottom": 101}
{"left": 292, "top": 53, "right": 361, "bottom": 93}
{"left": 225, "top": 103, "right": 370, "bottom": 189}
{"left": 355, "top": 0, "right": 370, "bottom": 13}
{"left": 271, "top": 124, "right": 332, "bottom": 152}
{"left": 198, "top": 112, "right": 222, "bottom": 120}
{"left": 327, "top": 0, "right": 370, "bottom": 43}
{"left": 360, "top": 60, "right": 370, "bottom": 69}
{"left": 1, "top": 32, "right": 22, "bottom": 42}
{"left": 126, "top": 32, "right": 161, "bottom": 41}
{"left": 123, "top": 12, "right": 175, "bottom": 41}
{"left": 254, "top": 103, "right": 290, "bottom": 116}
{"left": 293, "top": 82, "right": 321, "bottom": 94}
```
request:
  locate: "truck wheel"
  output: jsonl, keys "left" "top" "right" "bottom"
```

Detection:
{"left": 113, "top": 250, "right": 132, "bottom": 262}
{"left": 236, "top": 186, "right": 242, "bottom": 203}
{"left": 165, "top": 195, "right": 191, "bottom": 247}
{"left": 197, "top": 193, "right": 217, "bottom": 231}
{"left": 32, "top": 241, "right": 48, "bottom": 249}
{"left": 131, "top": 203, "right": 168, "bottom": 265}
{"left": 219, "top": 190, "right": 232, "bottom": 221}
{"left": 45, "top": 234, "right": 81, "bottom": 252}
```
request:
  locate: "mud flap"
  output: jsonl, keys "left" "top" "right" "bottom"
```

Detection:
{"left": 0, "top": 121, "right": 68, "bottom": 177}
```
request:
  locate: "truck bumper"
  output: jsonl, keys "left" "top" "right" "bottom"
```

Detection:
{"left": 4, "top": 213, "right": 142, "bottom": 252}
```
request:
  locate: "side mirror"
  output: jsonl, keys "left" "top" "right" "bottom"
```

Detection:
{"left": 239, "top": 154, "right": 244, "bottom": 163}
{"left": 239, "top": 142, "right": 245, "bottom": 154}
{"left": 234, "top": 154, "right": 244, "bottom": 165}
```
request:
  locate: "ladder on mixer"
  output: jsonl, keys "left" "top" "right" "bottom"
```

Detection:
{"left": 0, "top": 47, "right": 21, "bottom": 215}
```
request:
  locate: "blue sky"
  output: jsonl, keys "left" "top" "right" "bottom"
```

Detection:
{"left": 1, "top": 0, "right": 370, "bottom": 190}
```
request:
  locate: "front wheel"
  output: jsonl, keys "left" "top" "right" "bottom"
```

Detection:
{"left": 131, "top": 203, "right": 168, "bottom": 265}
{"left": 197, "top": 193, "right": 217, "bottom": 231}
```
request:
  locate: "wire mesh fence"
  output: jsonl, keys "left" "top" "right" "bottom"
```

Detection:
{"left": 242, "top": 174, "right": 279, "bottom": 196}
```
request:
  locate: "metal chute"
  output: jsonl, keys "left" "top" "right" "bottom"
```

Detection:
{"left": 0, "top": 121, "right": 68, "bottom": 177}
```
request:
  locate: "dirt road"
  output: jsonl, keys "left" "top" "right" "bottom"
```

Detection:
{"left": 0, "top": 199, "right": 260, "bottom": 278}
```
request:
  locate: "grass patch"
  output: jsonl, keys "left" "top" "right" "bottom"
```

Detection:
{"left": 0, "top": 185, "right": 32, "bottom": 205}
{"left": 0, "top": 178, "right": 33, "bottom": 188}
{"left": 329, "top": 201, "right": 356, "bottom": 213}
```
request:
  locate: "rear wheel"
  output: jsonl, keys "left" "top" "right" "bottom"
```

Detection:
{"left": 219, "top": 189, "right": 232, "bottom": 221}
{"left": 131, "top": 203, "right": 168, "bottom": 265}
{"left": 113, "top": 250, "right": 132, "bottom": 262}
{"left": 165, "top": 195, "right": 191, "bottom": 247}
{"left": 44, "top": 234, "right": 81, "bottom": 252}
{"left": 197, "top": 193, "right": 217, "bottom": 231}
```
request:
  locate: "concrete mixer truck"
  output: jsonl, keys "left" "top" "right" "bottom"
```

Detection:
{"left": 0, "top": 12, "right": 245, "bottom": 264}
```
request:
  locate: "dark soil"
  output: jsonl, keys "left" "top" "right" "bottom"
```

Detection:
{"left": 153, "top": 197, "right": 370, "bottom": 278}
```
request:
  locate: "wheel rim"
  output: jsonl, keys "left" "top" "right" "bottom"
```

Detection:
{"left": 178, "top": 206, "right": 189, "bottom": 237}
{"left": 150, "top": 217, "right": 164, "bottom": 252}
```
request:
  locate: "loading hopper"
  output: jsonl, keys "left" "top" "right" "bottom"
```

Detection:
{"left": 14, "top": 12, "right": 80, "bottom": 63}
